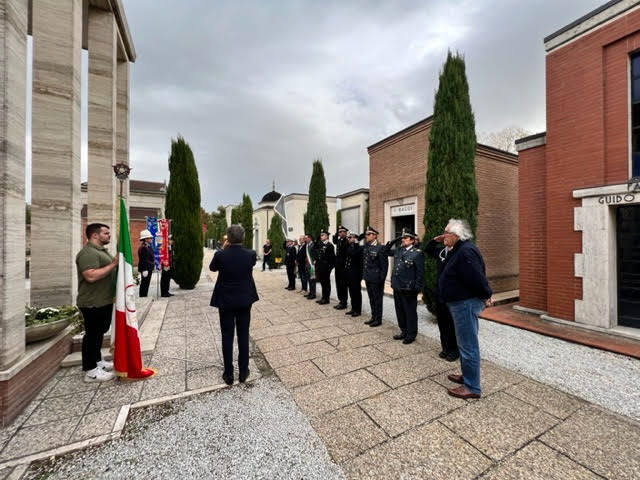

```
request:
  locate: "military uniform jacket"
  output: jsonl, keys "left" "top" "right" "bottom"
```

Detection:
{"left": 363, "top": 240, "right": 389, "bottom": 284}
{"left": 390, "top": 245, "right": 425, "bottom": 292}
{"left": 332, "top": 234, "right": 348, "bottom": 269}
{"left": 314, "top": 241, "right": 335, "bottom": 275}
{"left": 284, "top": 244, "right": 297, "bottom": 267}
{"left": 344, "top": 243, "right": 363, "bottom": 282}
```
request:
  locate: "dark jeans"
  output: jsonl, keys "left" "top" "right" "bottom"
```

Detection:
{"left": 347, "top": 278, "right": 362, "bottom": 313}
{"left": 80, "top": 304, "right": 113, "bottom": 371}
{"left": 298, "top": 263, "right": 308, "bottom": 291}
{"left": 139, "top": 269, "right": 152, "bottom": 297}
{"left": 160, "top": 268, "right": 171, "bottom": 295}
{"left": 219, "top": 307, "right": 251, "bottom": 377}
{"left": 262, "top": 255, "right": 271, "bottom": 271}
{"left": 393, "top": 289, "right": 418, "bottom": 340}
{"left": 286, "top": 264, "right": 296, "bottom": 288}
{"left": 436, "top": 301, "right": 458, "bottom": 355}
{"left": 366, "top": 281, "right": 384, "bottom": 321}
{"left": 335, "top": 266, "right": 348, "bottom": 305}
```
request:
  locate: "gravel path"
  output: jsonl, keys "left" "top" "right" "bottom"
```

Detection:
{"left": 25, "top": 377, "right": 345, "bottom": 480}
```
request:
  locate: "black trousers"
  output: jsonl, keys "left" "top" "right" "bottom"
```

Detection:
{"left": 219, "top": 307, "right": 251, "bottom": 377}
{"left": 436, "top": 301, "right": 459, "bottom": 355}
{"left": 139, "top": 269, "right": 152, "bottom": 297}
{"left": 262, "top": 255, "right": 271, "bottom": 271}
{"left": 80, "top": 304, "right": 112, "bottom": 371}
{"left": 298, "top": 263, "right": 308, "bottom": 291}
{"left": 335, "top": 266, "right": 348, "bottom": 305}
{"left": 160, "top": 268, "right": 171, "bottom": 295}
{"left": 286, "top": 264, "right": 296, "bottom": 288}
{"left": 393, "top": 289, "right": 418, "bottom": 340}
{"left": 347, "top": 278, "right": 362, "bottom": 313}
{"left": 366, "top": 281, "right": 384, "bottom": 321}
{"left": 308, "top": 276, "right": 316, "bottom": 296}
{"left": 318, "top": 271, "right": 331, "bottom": 300}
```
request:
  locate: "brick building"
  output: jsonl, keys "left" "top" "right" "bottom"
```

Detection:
{"left": 516, "top": 0, "right": 640, "bottom": 334}
{"left": 82, "top": 179, "right": 166, "bottom": 265}
{"left": 368, "top": 116, "right": 519, "bottom": 293}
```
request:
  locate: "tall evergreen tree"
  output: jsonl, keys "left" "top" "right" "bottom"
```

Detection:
{"left": 422, "top": 51, "right": 478, "bottom": 313}
{"left": 231, "top": 206, "right": 241, "bottom": 225}
{"left": 303, "top": 159, "right": 329, "bottom": 238}
{"left": 165, "top": 136, "right": 203, "bottom": 289}
{"left": 240, "top": 193, "right": 254, "bottom": 249}
{"left": 267, "top": 214, "right": 285, "bottom": 262}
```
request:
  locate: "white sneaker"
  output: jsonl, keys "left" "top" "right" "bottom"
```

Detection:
{"left": 84, "top": 367, "right": 115, "bottom": 383}
{"left": 97, "top": 359, "right": 114, "bottom": 371}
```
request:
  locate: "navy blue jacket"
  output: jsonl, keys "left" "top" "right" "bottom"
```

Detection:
{"left": 387, "top": 244, "right": 425, "bottom": 292}
{"left": 363, "top": 240, "right": 389, "bottom": 283}
{"left": 209, "top": 244, "right": 259, "bottom": 309}
{"left": 138, "top": 243, "right": 155, "bottom": 272}
{"left": 438, "top": 240, "right": 492, "bottom": 303}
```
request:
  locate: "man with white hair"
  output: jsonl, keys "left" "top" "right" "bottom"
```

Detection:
{"left": 438, "top": 218, "right": 493, "bottom": 399}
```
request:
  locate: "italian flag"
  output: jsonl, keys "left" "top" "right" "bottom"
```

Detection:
{"left": 112, "top": 198, "right": 155, "bottom": 379}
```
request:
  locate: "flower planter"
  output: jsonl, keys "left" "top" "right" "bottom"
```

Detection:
{"left": 25, "top": 313, "right": 77, "bottom": 344}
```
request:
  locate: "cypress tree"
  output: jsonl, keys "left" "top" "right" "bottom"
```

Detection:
{"left": 303, "top": 159, "right": 329, "bottom": 238}
{"left": 231, "top": 206, "right": 240, "bottom": 225}
{"left": 336, "top": 210, "right": 342, "bottom": 229}
{"left": 165, "top": 136, "right": 203, "bottom": 289}
{"left": 363, "top": 202, "right": 369, "bottom": 231}
{"left": 240, "top": 193, "right": 254, "bottom": 249}
{"left": 422, "top": 51, "right": 478, "bottom": 313}
{"left": 267, "top": 214, "right": 285, "bottom": 262}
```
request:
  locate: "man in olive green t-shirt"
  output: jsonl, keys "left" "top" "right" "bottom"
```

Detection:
{"left": 76, "top": 223, "right": 118, "bottom": 383}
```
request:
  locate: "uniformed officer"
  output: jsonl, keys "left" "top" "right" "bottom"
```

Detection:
{"left": 314, "top": 229, "right": 335, "bottom": 304}
{"left": 332, "top": 225, "right": 349, "bottom": 310}
{"left": 304, "top": 233, "right": 317, "bottom": 300}
{"left": 344, "top": 231, "right": 364, "bottom": 317}
{"left": 361, "top": 226, "right": 388, "bottom": 327}
{"left": 386, "top": 228, "right": 424, "bottom": 344}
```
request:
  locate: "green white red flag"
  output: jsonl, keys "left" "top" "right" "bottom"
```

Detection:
{"left": 112, "top": 198, "right": 154, "bottom": 379}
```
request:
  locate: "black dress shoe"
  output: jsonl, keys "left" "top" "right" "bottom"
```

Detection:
{"left": 363, "top": 318, "right": 374, "bottom": 325}
{"left": 445, "top": 353, "right": 460, "bottom": 362}
{"left": 345, "top": 310, "right": 354, "bottom": 315}
{"left": 351, "top": 312, "right": 361, "bottom": 317}
{"left": 402, "top": 338, "right": 415, "bottom": 345}
{"left": 438, "top": 351, "right": 447, "bottom": 359}
{"left": 334, "top": 303, "right": 347, "bottom": 310}
{"left": 317, "top": 299, "right": 329, "bottom": 305}
{"left": 239, "top": 369, "right": 250, "bottom": 383}
{"left": 368, "top": 320, "right": 382, "bottom": 327}
{"left": 306, "top": 295, "right": 316, "bottom": 300}
{"left": 222, "top": 373, "right": 233, "bottom": 386}
{"left": 393, "top": 333, "right": 405, "bottom": 340}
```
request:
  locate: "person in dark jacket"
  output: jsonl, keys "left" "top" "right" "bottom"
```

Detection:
{"left": 314, "top": 230, "right": 335, "bottom": 305}
{"left": 332, "top": 226, "right": 349, "bottom": 310}
{"left": 296, "top": 236, "right": 308, "bottom": 293}
{"left": 304, "top": 233, "right": 317, "bottom": 300}
{"left": 283, "top": 239, "right": 297, "bottom": 290}
{"left": 344, "top": 231, "right": 364, "bottom": 317}
{"left": 209, "top": 225, "right": 259, "bottom": 386}
{"left": 160, "top": 235, "right": 174, "bottom": 297}
{"left": 425, "top": 237, "right": 458, "bottom": 361}
{"left": 360, "top": 226, "right": 388, "bottom": 327}
{"left": 438, "top": 218, "right": 492, "bottom": 400}
{"left": 385, "top": 228, "right": 424, "bottom": 344}
{"left": 137, "top": 229, "right": 155, "bottom": 297}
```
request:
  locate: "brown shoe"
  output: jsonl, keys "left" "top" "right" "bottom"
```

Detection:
{"left": 447, "top": 374, "right": 464, "bottom": 384}
{"left": 447, "top": 386, "right": 480, "bottom": 399}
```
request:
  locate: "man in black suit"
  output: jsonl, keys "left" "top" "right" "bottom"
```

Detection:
{"left": 283, "top": 238, "right": 297, "bottom": 290}
{"left": 315, "top": 229, "right": 335, "bottom": 305}
{"left": 209, "top": 225, "right": 259, "bottom": 386}
{"left": 332, "top": 225, "right": 349, "bottom": 309}
{"left": 296, "top": 235, "right": 308, "bottom": 293}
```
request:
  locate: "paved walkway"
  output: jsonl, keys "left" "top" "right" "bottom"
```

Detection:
{"left": 1, "top": 254, "right": 639, "bottom": 479}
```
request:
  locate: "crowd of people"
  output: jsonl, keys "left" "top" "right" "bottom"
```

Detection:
{"left": 268, "top": 219, "right": 493, "bottom": 399}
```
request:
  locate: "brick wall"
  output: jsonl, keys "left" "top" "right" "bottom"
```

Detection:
{"left": 518, "top": 143, "right": 547, "bottom": 311}
{"left": 543, "top": 11, "right": 640, "bottom": 320}
{"left": 368, "top": 119, "right": 519, "bottom": 293}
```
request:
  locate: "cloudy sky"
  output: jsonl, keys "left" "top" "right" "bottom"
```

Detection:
{"left": 121, "top": 0, "right": 603, "bottom": 211}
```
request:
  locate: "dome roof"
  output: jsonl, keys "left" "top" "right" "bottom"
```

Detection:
{"left": 260, "top": 190, "right": 282, "bottom": 203}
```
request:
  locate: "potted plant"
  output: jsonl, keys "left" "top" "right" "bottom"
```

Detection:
{"left": 25, "top": 305, "right": 80, "bottom": 344}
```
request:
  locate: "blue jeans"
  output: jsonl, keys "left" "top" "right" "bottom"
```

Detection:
{"left": 447, "top": 298, "right": 485, "bottom": 395}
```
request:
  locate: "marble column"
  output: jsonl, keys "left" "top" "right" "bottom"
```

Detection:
{"left": 87, "top": 7, "right": 117, "bottom": 238}
{"left": 30, "top": 0, "right": 82, "bottom": 307}
{"left": 0, "top": 0, "right": 27, "bottom": 368}
{"left": 116, "top": 55, "right": 129, "bottom": 215}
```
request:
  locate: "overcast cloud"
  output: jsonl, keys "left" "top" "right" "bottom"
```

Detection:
{"left": 121, "top": 0, "right": 603, "bottom": 210}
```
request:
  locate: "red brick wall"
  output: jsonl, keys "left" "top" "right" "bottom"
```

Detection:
{"left": 368, "top": 121, "right": 519, "bottom": 293}
{"left": 518, "top": 144, "right": 547, "bottom": 311}
{"left": 544, "top": 12, "right": 640, "bottom": 320}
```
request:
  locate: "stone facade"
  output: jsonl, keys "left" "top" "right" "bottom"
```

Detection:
{"left": 517, "top": 1, "right": 640, "bottom": 334}
{"left": 368, "top": 117, "right": 519, "bottom": 293}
